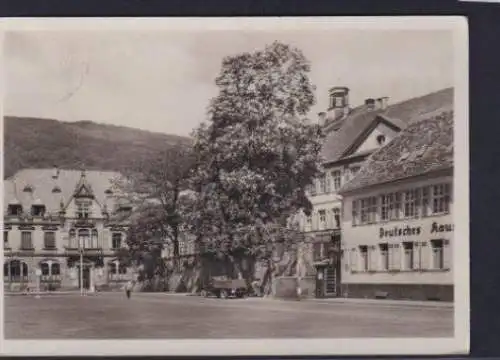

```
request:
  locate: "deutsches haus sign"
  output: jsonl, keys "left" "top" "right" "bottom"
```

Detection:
{"left": 379, "top": 222, "right": 454, "bottom": 239}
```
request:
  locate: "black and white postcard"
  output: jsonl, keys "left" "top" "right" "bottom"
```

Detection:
{"left": 0, "top": 17, "right": 469, "bottom": 356}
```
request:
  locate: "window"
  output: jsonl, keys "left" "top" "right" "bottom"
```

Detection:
{"left": 318, "top": 175, "right": 327, "bottom": 194}
{"left": 4, "top": 231, "right": 9, "bottom": 248}
{"left": 41, "top": 262, "right": 50, "bottom": 276}
{"left": 421, "top": 187, "right": 430, "bottom": 217}
{"left": 78, "top": 229, "right": 90, "bottom": 248}
{"left": 118, "top": 263, "right": 127, "bottom": 274}
{"left": 359, "top": 246, "right": 369, "bottom": 272}
{"left": 21, "top": 232, "right": 33, "bottom": 250}
{"left": 333, "top": 208, "right": 341, "bottom": 228}
{"left": 380, "top": 193, "right": 394, "bottom": 221}
{"left": 108, "top": 262, "right": 117, "bottom": 274}
{"left": 352, "top": 200, "right": 359, "bottom": 226}
{"left": 432, "top": 184, "right": 451, "bottom": 214}
{"left": 31, "top": 205, "right": 46, "bottom": 217}
{"left": 403, "top": 242, "right": 414, "bottom": 270}
{"left": 4, "top": 260, "right": 28, "bottom": 281}
{"left": 92, "top": 229, "right": 99, "bottom": 248}
{"left": 331, "top": 170, "right": 342, "bottom": 191}
{"left": 76, "top": 200, "right": 92, "bottom": 219}
{"left": 388, "top": 244, "right": 401, "bottom": 270}
{"left": 379, "top": 243, "right": 389, "bottom": 271}
{"left": 51, "top": 263, "right": 61, "bottom": 275}
{"left": 306, "top": 216, "right": 312, "bottom": 231}
{"left": 69, "top": 229, "right": 77, "bottom": 248}
{"left": 376, "top": 134, "right": 386, "bottom": 146}
{"left": 350, "top": 166, "right": 361, "bottom": 176}
{"left": 431, "top": 239, "right": 444, "bottom": 269}
{"left": 112, "top": 233, "right": 122, "bottom": 249}
{"left": 309, "top": 181, "right": 317, "bottom": 196}
{"left": 8, "top": 204, "right": 22, "bottom": 216}
{"left": 403, "top": 189, "right": 420, "bottom": 218}
{"left": 44, "top": 232, "right": 56, "bottom": 249}
{"left": 325, "top": 174, "right": 331, "bottom": 193}
{"left": 313, "top": 242, "right": 323, "bottom": 262}
{"left": 360, "top": 197, "right": 377, "bottom": 224}
{"left": 318, "top": 210, "right": 327, "bottom": 230}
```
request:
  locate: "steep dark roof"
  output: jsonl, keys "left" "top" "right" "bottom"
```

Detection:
{"left": 338, "top": 106, "right": 454, "bottom": 194}
{"left": 320, "top": 87, "right": 454, "bottom": 164}
{"left": 4, "top": 169, "right": 124, "bottom": 214}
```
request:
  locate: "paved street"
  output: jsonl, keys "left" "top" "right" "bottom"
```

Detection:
{"left": 4, "top": 293, "right": 453, "bottom": 339}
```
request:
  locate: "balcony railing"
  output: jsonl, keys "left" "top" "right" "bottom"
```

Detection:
{"left": 108, "top": 274, "right": 129, "bottom": 281}
{"left": 4, "top": 275, "right": 29, "bottom": 282}
{"left": 40, "top": 275, "right": 62, "bottom": 282}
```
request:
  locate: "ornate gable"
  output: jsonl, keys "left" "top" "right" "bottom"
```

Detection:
{"left": 73, "top": 170, "right": 95, "bottom": 199}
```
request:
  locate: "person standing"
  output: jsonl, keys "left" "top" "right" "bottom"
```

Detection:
{"left": 125, "top": 280, "right": 134, "bottom": 299}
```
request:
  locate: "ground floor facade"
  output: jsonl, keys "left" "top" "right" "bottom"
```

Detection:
{"left": 3, "top": 251, "right": 136, "bottom": 292}
{"left": 339, "top": 174, "right": 454, "bottom": 302}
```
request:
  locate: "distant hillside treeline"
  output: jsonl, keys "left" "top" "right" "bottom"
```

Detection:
{"left": 4, "top": 116, "right": 192, "bottom": 178}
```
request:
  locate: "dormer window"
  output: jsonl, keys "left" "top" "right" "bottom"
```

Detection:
{"left": 376, "top": 134, "right": 386, "bottom": 146}
{"left": 31, "top": 205, "right": 46, "bottom": 217}
{"left": 7, "top": 204, "right": 23, "bottom": 216}
{"left": 52, "top": 186, "right": 62, "bottom": 193}
{"left": 23, "top": 185, "right": 33, "bottom": 193}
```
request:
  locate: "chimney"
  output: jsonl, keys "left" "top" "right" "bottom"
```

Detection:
{"left": 365, "top": 98, "right": 376, "bottom": 110}
{"left": 52, "top": 165, "right": 60, "bottom": 179}
{"left": 377, "top": 97, "right": 389, "bottom": 110}
{"left": 318, "top": 112, "right": 327, "bottom": 126}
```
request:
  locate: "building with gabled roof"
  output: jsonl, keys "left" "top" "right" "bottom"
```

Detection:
{"left": 337, "top": 108, "right": 454, "bottom": 301}
{"left": 3, "top": 167, "right": 135, "bottom": 292}
{"left": 292, "top": 86, "right": 454, "bottom": 299}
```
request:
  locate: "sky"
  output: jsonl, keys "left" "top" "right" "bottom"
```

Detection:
{"left": 3, "top": 29, "right": 454, "bottom": 137}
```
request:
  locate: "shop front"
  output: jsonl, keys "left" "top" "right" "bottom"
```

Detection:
{"left": 340, "top": 177, "right": 454, "bottom": 301}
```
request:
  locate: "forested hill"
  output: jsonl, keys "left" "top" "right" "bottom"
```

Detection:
{"left": 4, "top": 116, "right": 192, "bottom": 178}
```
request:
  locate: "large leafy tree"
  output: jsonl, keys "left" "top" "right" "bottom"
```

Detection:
{"left": 188, "top": 42, "right": 324, "bottom": 290}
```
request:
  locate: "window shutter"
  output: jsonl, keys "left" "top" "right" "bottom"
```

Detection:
{"left": 350, "top": 248, "right": 357, "bottom": 272}
{"left": 443, "top": 240, "right": 452, "bottom": 270}
{"left": 343, "top": 248, "right": 350, "bottom": 271}
{"left": 392, "top": 244, "right": 401, "bottom": 270}
{"left": 419, "top": 242, "right": 429, "bottom": 270}
{"left": 412, "top": 242, "right": 421, "bottom": 270}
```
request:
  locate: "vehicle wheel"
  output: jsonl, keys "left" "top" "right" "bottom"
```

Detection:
{"left": 220, "top": 289, "right": 228, "bottom": 299}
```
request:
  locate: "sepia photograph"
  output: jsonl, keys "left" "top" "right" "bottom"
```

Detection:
{"left": 0, "top": 17, "right": 469, "bottom": 356}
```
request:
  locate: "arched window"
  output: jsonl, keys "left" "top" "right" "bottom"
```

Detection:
{"left": 78, "top": 229, "right": 90, "bottom": 249}
{"left": 118, "top": 263, "right": 127, "bottom": 274}
{"left": 40, "top": 262, "right": 50, "bottom": 276}
{"left": 5, "top": 260, "right": 28, "bottom": 281}
{"left": 376, "top": 134, "right": 386, "bottom": 146}
{"left": 51, "top": 263, "right": 60, "bottom": 275}
{"left": 91, "top": 229, "right": 98, "bottom": 248}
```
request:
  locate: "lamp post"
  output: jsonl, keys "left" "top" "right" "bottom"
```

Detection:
{"left": 79, "top": 238, "right": 84, "bottom": 296}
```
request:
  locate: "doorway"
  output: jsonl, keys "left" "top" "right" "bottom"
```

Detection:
{"left": 78, "top": 266, "right": 91, "bottom": 289}
{"left": 315, "top": 265, "right": 339, "bottom": 298}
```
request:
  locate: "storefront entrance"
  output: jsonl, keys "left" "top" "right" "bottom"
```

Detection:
{"left": 77, "top": 266, "right": 91, "bottom": 289}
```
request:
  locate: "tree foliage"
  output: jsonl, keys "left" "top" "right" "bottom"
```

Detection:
{"left": 188, "top": 42, "right": 324, "bottom": 269}
{"left": 118, "top": 143, "right": 195, "bottom": 269}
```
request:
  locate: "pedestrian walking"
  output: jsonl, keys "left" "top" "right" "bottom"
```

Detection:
{"left": 125, "top": 280, "right": 134, "bottom": 299}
